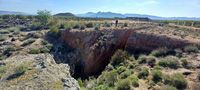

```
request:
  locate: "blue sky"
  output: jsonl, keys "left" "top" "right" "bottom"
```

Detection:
{"left": 0, "top": 0, "right": 200, "bottom": 17}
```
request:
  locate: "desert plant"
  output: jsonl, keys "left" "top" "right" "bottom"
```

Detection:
{"left": 77, "top": 77, "right": 83, "bottom": 87}
{"left": 73, "top": 24, "right": 80, "bottom": 29}
{"left": 158, "top": 57, "right": 179, "bottom": 68}
{"left": 154, "top": 65, "right": 162, "bottom": 70}
{"left": 115, "top": 79, "right": 131, "bottom": 90}
{"left": 86, "top": 22, "right": 94, "bottom": 28}
{"left": 170, "top": 73, "right": 187, "bottom": 89}
{"left": 49, "top": 25, "right": 59, "bottom": 37}
{"left": 128, "top": 75, "right": 139, "bottom": 87}
{"left": 0, "top": 30, "right": 10, "bottom": 34}
{"left": 39, "top": 47, "right": 50, "bottom": 53}
{"left": 181, "top": 58, "right": 188, "bottom": 65}
{"left": 138, "top": 68, "right": 149, "bottom": 78}
{"left": 21, "top": 39, "right": 36, "bottom": 46}
{"left": 0, "top": 67, "right": 6, "bottom": 78}
{"left": 106, "top": 70, "right": 118, "bottom": 85}
{"left": 147, "top": 56, "right": 156, "bottom": 67}
{"left": 29, "top": 48, "right": 40, "bottom": 54}
{"left": 117, "top": 66, "right": 126, "bottom": 74}
{"left": 14, "top": 64, "right": 28, "bottom": 74}
{"left": 120, "top": 70, "right": 131, "bottom": 79}
{"left": 152, "top": 70, "right": 162, "bottom": 82}
{"left": 95, "top": 27, "right": 99, "bottom": 30}
{"left": 80, "top": 26, "right": 85, "bottom": 30}
{"left": 160, "top": 85, "right": 178, "bottom": 90}
{"left": 0, "top": 37, "right": 6, "bottom": 41}
{"left": 111, "top": 49, "right": 128, "bottom": 66}
{"left": 151, "top": 47, "right": 169, "bottom": 57}
{"left": 36, "top": 10, "right": 51, "bottom": 26}
{"left": 198, "top": 72, "right": 200, "bottom": 80}
{"left": 138, "top": 55, "right": 147, "bottom": 64}
{"left": 184, "top": 45, "right": 199, "bottom": 53}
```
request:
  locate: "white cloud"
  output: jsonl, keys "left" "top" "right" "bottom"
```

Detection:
{"left": 191, "top": 0, "right": 200, "bottom": 8}
{"left": 136, "top": 0, "right": 159, "bottom": 6}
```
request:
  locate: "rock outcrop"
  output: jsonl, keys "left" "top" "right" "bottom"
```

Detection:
{"left": 0, "top": 54, "right": 80, "bottom": 90}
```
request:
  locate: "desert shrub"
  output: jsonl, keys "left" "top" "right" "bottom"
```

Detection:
{"left": 73, "top": 24, "right": 80, "bottom": 29}
{"left": 95, "top": 27, "right": 99, "bottom": 30}
{"left": 0, "top": 67, "right": 6, "bottom": 78}
{"left": 29, "top": 48, "right": 40, "bottom": 54}
{"left": 59, "top": 24, "right": 65, "bottom": 29}
{"left": 115, "top": 79, "right": 131, "bottom": 90}
{"left": 0, "top": 37, "right": 6, "bottom": 41}
{"left": 39, "top": 47, "right": 50, "bottom": 53}
{"left": 93, "top": 85, "right": 109, "bottom": 90}
{"left": 181, "top": 58, "right": 188, "bottom": 65}
{"left": 46, "top": 44, "right": 53, "bottom": 50}
{"left": 124, "top": 23, "right": 128, "bottom": 27}
{"left": 120, "top": 70, "right": 131, "bottom": 79}
{"left": 27, "top": 33, "right": 40, "bottom": 38}
{"left": 154, "top": 65, "right": 162, "bottom": 70}
{"left": 106, "top": 24, "right": 111, "bottom": 27}
{"left": 184, "top": 45, "right": 199, "bottom": 53}
{"left": 41, "top": 40, "right": 48, "bottom": 45}
{"left": 152, "top": 70, "right": 162, "bottom": 82}
{"left": 158, "top": 57, "right": 179, "bottom": 68}
{"left": 111, "top": 49, "right": 128, "bottom": 66}
{"left": 80, "top": 26, "right": 85, "bottom": 30}
{"left": 160, "top": 85, "right": 178, "bottom": 90}
{"left": 138, "top": 68, "right": 149, "bottom": 78}
{"left": 86, "top": 22, "right": 94, "bottom": 28}
{"left": 151, "top": 47, "right": 169, "bottom": 57}
{"left": 106, "top": 70, "right": 118, "bottom": 85}
{"left": 0, "top": 30, "right": 10, "bottom": 34}
{"left": 21, "top": 39, "right": 36, "bottom": 46}
{"left": 147, "top": 56, "right": 156, "bottom": 67}
{"left": 198, "top": 72, "right": 200, "bottom": 80}
{"left": 128, "top": 75, "right": 139, "bottom": 87}
{"left": 117, "top": 66, "right": 126, "bottom": 74}
{"left": 129, "top": 63, "right": 134, "bottom": 69}
{"left": 65, "top": 27, "right": 72, "bottom": 31}
{"left": 49, "top": 25, "right": 59, "bottom": 37}
{"left": 19, "top": 37, "right": 27, "bottom": 41}
{"left": 14, "top": 64, "right": 28, "bottom": 74}
{"left": 138, "top": 55, "right": 147, "bottom": 64}
{"left": 170, "top": 73, "right": 187, "bottom": 89}
{"left": 175, "top": 49, "right": 182, "bottom": 57}
{"left": 77, "top": 78, "right": 83, "bottom": 87}
{"left": 29, "top": 24, "right": 43, "bottom": 30}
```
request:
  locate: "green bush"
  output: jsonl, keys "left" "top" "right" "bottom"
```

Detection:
{"left": 77, "top": 78, "right": 83, "bottom": 87}
{"left": 124, "top": 23, "right": 128, "bottom": 27}
{"left": 0, "top": 67, "right": 6, "bottom": 78}
{"left": 59, "top": 24, "right": 65, "bottom": 29}
{"left": 152, "top": 70, "right": 162, "bottom": 82}
{"left": 39, "top": 47, "right": 50, "bottom": 53}
{"left": 117, "top": 66, "right": 126, "bottom": 74}
{"left": 115, "top": 79, "right": 131, "bottom": 90}
{"left": 49, "top": 25, "right": 59, "bottom": 37}
{"left": 65, "top": 27, "right": 72, "bottom": 31}
{"left": 93, "top": 85, "right": 110, "bottom": 90}
{"left": 80, "top": 26, "right": 85, "bottom": 30}
{"left": 111, "top": 50, "right": 128, "bottom": 66}
{"left": 170, "top": 73, "right": 187, "bottom": 89}
{"left": 138, "top": 55, "right": 147, "bottom": 64}
{"left": 120, "top": 70, "right": 131, "bottom": 79}
{"left": 14, "top": 64, "right": 28, "bottom": 74}
{"left": 181, "top": 58, "right": 188, "bottom": 65}
{"left": 163, "top": 73, "right": 187, "bottom": 89}
{"left": 184, "top": 45, "right": 199, "bottom": 53}
{"left": 128, "top": 75, "right": 139, "bottom": 87}
{"left": 198, "top": 72, "right": 200, "bottom": 80}
{"left": 129, "top": 63, "right": 134, "bottom": 69}
{"left": 158, "top": 57, "right": 179, "bottom": 68}
{"left": 151, "top": 47, "right": 168, "bottom": 57}
{"left": 175, "top": 49, "right": 182, "bottom": 57}
{"left": 147, "top": 56, "right": 156, "bottom": 67}
{"left": 138, "top": 68, "right": 149, "bottom": 78}
{"left": 29, "top": 48, "right": 40, "bottom": 54}
{"left": 0, "top": 30, "right": 10, "bottom": 34}
{"left": 73, "top": 24, "right": 80, "bottom": 29}
{"left": 86, "top": 22, "right": 94, "bottom": 28}
{"left": 154, "top": 65, "right": 162, "bottom": 70}
{"left": 106, "top": 70, "right": 118, "bottom": 85}
{"left": 160, "top": 85, "right": 178, "bottom": 90}
{"left": 0, "top": 37, "right": 6, "bottom": 41}
{"left": 21, "top": 39, "right": 36, "bottom": 46}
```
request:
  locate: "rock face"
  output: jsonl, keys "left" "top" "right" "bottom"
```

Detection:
{"left": 61, "top": 28, "right": 191, "bottom": 76}
{"left": 0, "top": 54, "right": 80, "bottom": 90}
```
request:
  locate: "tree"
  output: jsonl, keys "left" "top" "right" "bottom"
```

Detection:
{"left": 36, "top": 10, "right": 51, "bottom": 26}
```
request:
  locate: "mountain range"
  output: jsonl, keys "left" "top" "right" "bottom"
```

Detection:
{"left": 0, "top": 10, "right": 200, "bottom": 20}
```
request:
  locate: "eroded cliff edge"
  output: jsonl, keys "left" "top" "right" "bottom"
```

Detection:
{"left": 61, "top": 27, "right": 191, "bottom": 77}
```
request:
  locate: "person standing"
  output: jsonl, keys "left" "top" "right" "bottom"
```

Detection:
{"left": 115, "top": 19, "right": 118, "bottom": 27}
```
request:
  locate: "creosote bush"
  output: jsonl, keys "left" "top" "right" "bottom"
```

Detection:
{"left": 181, "top": 58, "right": 188, "bottom": 65}
{"left": 86, "top": 22, "right": 94, "bottom": 28}
{"left": 184, "top": 45, "right": 199, "bottom": 53}
{"left": 115, "top": 79, "right": 131, "bottom": 90}
{"left": 158, "top": 57, "right": 179, "bottom": 68}
{"left": 160, "top": 85, "right": 178, "bottom": 90}
{"left": 14, "top": 64, "right": 28, "bottom": 74}
{"left": 138, "top": 68, "right": 149, "bottom": 78}
{"left": 147, "top": 56, "right": 156, "bottom": 67}
{"left": 49, "top": 25, "right": 59, "bottom": 37}
{"left": 128, "top": 75, "right": 139, "bottom": 87}
{"left": 111, "top": 49, "right": 128, "bottom": 66}
{"left": 138, "top": 55, "right": 147, "bottom": 64}
{"left": 151, "top": 47, "right": 169, "bottom": 57}
{"left": 21, "top": 39, "right": 36, "bottom": 46}
{"left": 0, "top": 67, "right": 6, "bottom": 78}
{"left": 152, "top": 70, "right": 162, "bottom": 82}
{"left": 120, "top": 70, "right": 131, "bottom": 79}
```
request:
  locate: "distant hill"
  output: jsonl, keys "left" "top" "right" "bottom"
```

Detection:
{"left": 54, "top": 12, "right": 75, "bottom": 17}
{"left": 76, "top": 12, "right": 200, "bottom": 20}
{"left": 0, "top": 11, "right": 30, "bottom": 15}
